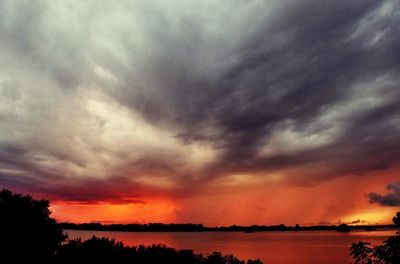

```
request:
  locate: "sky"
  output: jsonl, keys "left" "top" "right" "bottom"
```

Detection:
{"left": 0, "top": 0, "right": 400, "bottom": 226}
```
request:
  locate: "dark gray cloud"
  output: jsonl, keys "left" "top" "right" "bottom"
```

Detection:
{"left": 368, "top": 183, "right": 400, "bottom": 206}
{"left": 0, "top": 0, "right": 399, "bottom": 201}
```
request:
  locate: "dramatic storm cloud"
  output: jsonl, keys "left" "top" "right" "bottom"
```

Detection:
{"left": 369, "top": 183, "right": 400, "bottom": 206}
{"left": 0, "top": 0, "right": 399, "bottom": 224}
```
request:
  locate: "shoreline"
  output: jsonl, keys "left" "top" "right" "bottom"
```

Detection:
{"left": 60, "top": 223, "right": 397, "bottom": 233}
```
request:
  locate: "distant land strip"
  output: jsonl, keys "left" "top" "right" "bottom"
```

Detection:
{"left": 59, "top": 222, "right": 396, "bottom": 232}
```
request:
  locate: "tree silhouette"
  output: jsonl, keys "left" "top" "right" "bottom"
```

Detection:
{"left": 0, "top": 189, "right": 66, "bottom": 263}
{"left": 349, "top": 242, "right": 373, "bottom": 264}
{"left": 349, "top": 211, "right": 400, "bottom": 264}
{"left": 54, "top": 236, "right": 263, "bottom": 264}
{"left": 392, "top": 212, "right": 400, "bottom": 227}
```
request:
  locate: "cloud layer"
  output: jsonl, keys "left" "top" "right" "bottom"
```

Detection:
{"left": 369, "top": 183, "right": 400, "bottom": 206}
{"left": 0, "top": 0, "right": 399, "bottom": 207}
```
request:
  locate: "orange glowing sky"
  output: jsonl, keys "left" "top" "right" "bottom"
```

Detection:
{"left": 47, "top": 167, "right": 400, "bottom": 226}
{"left": 1, "top": 0, "right": 400, "bottom": 226}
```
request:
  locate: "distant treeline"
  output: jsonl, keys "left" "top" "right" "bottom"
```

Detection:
{"left": 59, "top": 222, "right": 396, "bottom": 232}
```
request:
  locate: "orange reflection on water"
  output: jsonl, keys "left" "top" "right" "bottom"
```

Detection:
{"left": 65, "top": 229, "right": 397, "bottom": 264}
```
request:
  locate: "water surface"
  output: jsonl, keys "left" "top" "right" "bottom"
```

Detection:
{"left": 66, "top": 229, "right": 396, "bottom": 264}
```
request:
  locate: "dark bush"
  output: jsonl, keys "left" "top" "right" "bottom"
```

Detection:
{"left": 54, "top": 236, "right": 262, "bottom": 264}
{"left": 0, "top": 189, "right": 66, "bottom": 263}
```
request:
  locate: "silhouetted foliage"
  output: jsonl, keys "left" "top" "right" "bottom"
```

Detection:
{"left": 0, "top": 189, "right": 66, "bottom": 263}
{"left": 349, "top": 242, "right": 373, "bottom": 264}
{"left": 349, "top": 211, "right": 400, "bottom": 264}
{"left": 53, "top": 236, "right": 263, "bottom": 264}
{"left": 392, "top": 212, "right": 400, "bottom": 227}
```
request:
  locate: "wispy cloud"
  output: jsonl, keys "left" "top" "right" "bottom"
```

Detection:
{"left": 0, "top": 0, "right": 399, "bottom": 205}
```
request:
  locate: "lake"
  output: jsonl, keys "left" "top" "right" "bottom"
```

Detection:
{"left": 65, "top": 229, "right": 396, "bottom": 264}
